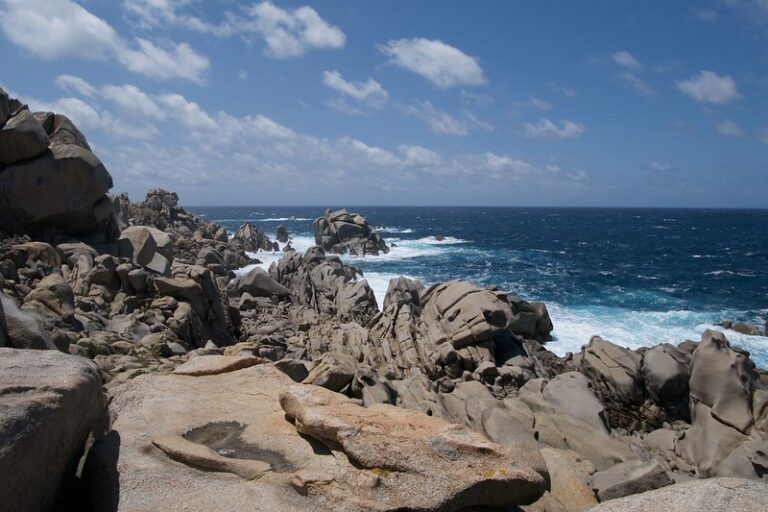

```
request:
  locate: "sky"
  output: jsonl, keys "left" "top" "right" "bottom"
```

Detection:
{"left": 1, "top": 0, "right": 767, "bottom": 207}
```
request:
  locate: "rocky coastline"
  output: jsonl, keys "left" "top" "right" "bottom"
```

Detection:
{"left": 1, "top": 88, "right": 767, "bottom": 511}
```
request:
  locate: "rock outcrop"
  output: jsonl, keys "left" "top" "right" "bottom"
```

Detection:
{"left": 231, "top": 222, "right": 279, "bottom": 252}
{"left": 84, "top": 360, "right": 546, "bottom": 512}
{"left": 0, "top": 348, "right": 106, "bottom": 512}
{"left": 313, "top": 209, "right": 388, "bottom": 256}
{"left": 0, "top": 89, "right": 116, "bottom": 241}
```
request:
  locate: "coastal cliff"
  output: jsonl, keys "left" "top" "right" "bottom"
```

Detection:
{"left": 1, "top": 88, "right": 767, "bottom": 512}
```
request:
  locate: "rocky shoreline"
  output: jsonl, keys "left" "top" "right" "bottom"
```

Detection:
{"left": 1, "top": 88, "right": 767, "bottom": 511}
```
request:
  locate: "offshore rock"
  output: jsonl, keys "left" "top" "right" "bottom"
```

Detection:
{"left": 313, "top": 209, "right": 388, "bottom": 256}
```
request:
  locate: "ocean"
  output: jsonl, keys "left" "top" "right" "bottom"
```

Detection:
{"left": 188, "top": 206, "right": 768, "bottom": 368}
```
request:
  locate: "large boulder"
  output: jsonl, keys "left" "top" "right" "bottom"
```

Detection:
{"left": 313, "top": 209, "right": 388, "bottom": 256}
{"left": 232, "top": 267, "right": 290, "bottom": 299}
{"left": 0, "top": 143, "right": 115, "bottom": 239}
{"left": 280, "top": 384, "right": 547, "bottom": 510}
{"left": 585, "top": 477, "right": 768, "bottom": 512}
{"left": 0, "top": 106, "right": 50, "bottom": 164}
{"left": 0, "top": 348, "right": 105, "bottom": 512}
{"left": 231, "top": 222, "right": 278, "bottom": 252}
{"left": 590, "top": 459, "right": 673, "bottom": 501}
{"left": 0, "top": 291, "right": 56, "bottom": 349}
{"left": 118, "top": 225, "right": 174, "bottom": 276}
{"left": 678, "top": 330, "right": 760, "bottom": 477}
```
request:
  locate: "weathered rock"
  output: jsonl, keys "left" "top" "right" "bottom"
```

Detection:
{"left": 24, "top": 272, "right": 76, "bottom": 320}
{"left": 1, "top": 291, "right": 56, "bottom": 349}
{"left": 280, "top": 384, "right": 547, "bottom": 510}
{"left": 0, "top": 106, "right": 49, "bottom": 164}
{"left": 313, "top": 209, "right": 388, "bottom": 256}
{"left": 34, "top": 111, "right": 91, "bottom": 149}
{"left": 118, "top": 225, "right": 174, "bottom": 276}
{"left": 231, "top": 222, "right": 278, "bottom": 252}
{"left": 591, "top": 459, "right": 673, "bottom": 501}
{"left": 172, "top": 354, "right": 266, "bottom": 376}
{"left": 506, "top": 295, "right": 554, "bottom": 341}
{"left": 0, "top": 348, "right": 105, "bottom": 512}
{"left": 276, "top": 225, "right": 289, "bottom": 243}
{"left": 232, "top": 267, "right": 290, "bottom": 299}
{"left": 540, "top": 447, "right": 598, "bottom": 512}
{"left": 585, "top": 477, "right": 768, "bottom": 512}
{"left": 0, "top": 144, "right": 115, "bottom": 239}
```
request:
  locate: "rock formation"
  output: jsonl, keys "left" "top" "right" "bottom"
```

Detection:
{"left": 313, "top": 209, "right": 388, "bottom": 256}
{"left": 2, "top": 86, "right": 768, "bottom": 511}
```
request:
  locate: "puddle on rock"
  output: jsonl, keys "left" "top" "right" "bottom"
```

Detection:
{"left": 183, "top": 421, "right": 295, "bottom": 472}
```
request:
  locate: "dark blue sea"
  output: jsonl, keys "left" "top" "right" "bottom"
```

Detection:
{"left": 187, "top": 206, "right": 768, "bottom": 368}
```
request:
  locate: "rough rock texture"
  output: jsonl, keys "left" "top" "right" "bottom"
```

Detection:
{"left": 281, "top": 384, "right": 547, "bottom": 510}
{"left": 232, "top": 267, "right": 290, "bottom": 299}
{"left": 83, "top": 360, "right": 545, "bottom": 512}
{"left": 591, "top": 459, "right": 673, "bottom": 501}
{"left": 231, "top": 222, "right": 278, "bottom": 252}
{"left": 0, "top": 348, "right": 105, "bottom": 512}
{"left": 118, "top": 225, "right": 174, "bottom": 276}
{"left": 313, "top": 209, "right": 388, "bottom": 256}
{"left": 585, "top": 477, "right": 768, "bottom": 512}
{"left": 270, "top": 247, "right": 378, "bottom": 324}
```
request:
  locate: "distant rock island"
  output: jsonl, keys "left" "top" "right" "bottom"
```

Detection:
{"left": 1, "top": 87, "right": 767, "bottom": 512}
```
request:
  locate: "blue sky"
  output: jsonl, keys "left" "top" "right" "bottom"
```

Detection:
{"left": 1, "top": 0, "right": 767, "bottom": 207}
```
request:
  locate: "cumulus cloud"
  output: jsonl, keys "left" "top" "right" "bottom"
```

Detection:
{"left": 400, "top": 101, "right": 468, "bottom": 136}
{"left": 716, "top": 119, "right": 744, "bottom": 137}
{"left": 399, "top": 145, "right": 442, "bottom": 167}
{"left": 378, "top": 38, "right": 486, "bottom": 88}
{"left": 0, "top": 0, "right": 209, "bottom": 83}
{"left": 523, "top": 119, "right": 586, "bottom": 140}
{"left": 101, "top": 84, "right": 166, "bottom": 121}
{"left": 677, "top": 70, "right": 741, "bottom": 105}
{"left": 322, "top": 70, "right": 388, "bottom": 112}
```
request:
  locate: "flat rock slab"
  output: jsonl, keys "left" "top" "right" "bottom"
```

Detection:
{"left": 172, "top": 354, "right": 267, "bottom": 376}
{"left": 585, "top": 477, "right": 768, "bottom": 512}
{"left": 280, "top": 384, "right": 546, "bottom": 510}
{"left": 83, "top": 362, "right": 545, "bottom": 512}
{"left": 0, "top": 348, "right": 105, "bottom": 512}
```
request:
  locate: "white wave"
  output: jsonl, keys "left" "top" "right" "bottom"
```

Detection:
{"left": 411, "top": 236, "right": 469, "bottom": 245}
{"left": 255, "top": 217, "right": 313, "bottom": 222}
{"left": 233, "top": 235, "right": 317, "bottom": 276}
{"left": 704, "top": 270, "right": 733, "bottom": 276}
{"left": 377, "top": 227, "right": 414, "bottom": 234}
{"left": 544, "top": 303, "right": 768, "bottom": 367}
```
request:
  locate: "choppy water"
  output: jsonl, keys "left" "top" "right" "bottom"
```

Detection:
{"left": 188, "top": 206, "right": 768, "bottom": 368}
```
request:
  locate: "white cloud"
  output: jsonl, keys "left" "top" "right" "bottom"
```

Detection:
{"left": 649, "top": 161, "right": 672, "bottom": 172}
{"left": 0, "top": 0, "right": 208, "bottom": 84}
{"left": 400, "top": 101, "right": 468, "bottom": 136}
{"left": 322, "top": 70, "right": 388, "bottom": 110}
{"left": 399, "top": 145, "right": 442, "bottom": 167}
{"left": 379, "top": 38, "right": 486, "bottom": 88}
{"left": 156, "top": 94, "right": 217, "bottom": 131}
{"left": 612, "top": 50, "right": 641, "bottom": 70}
{"left": 245, "top": 2, "right": 345, "bottom": 58}
{"left": 55, "top": 74, "right": 97, "bottom": 97}
{"left": 0, "top": 0, "right": 118, "bottom": 60}
{"left": 677, "top": 70, "right": 741, "bottom": 105}
{"left": 101, "top": 84, "right": 166, "bottom": 121}
{"left": 716, "top": 119, "right": 744, "bottom": 137}
{"left": 523, "top": 119, "right": 586, "bottom": 140}
{"left": 758, "top": 128, "right": 768, "bottom": 145}
{"left": 115, "top": 39, "right": 209, "bottom": 85}
{"left": 462, "top": 109, "right": 494, "bottom": 131}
